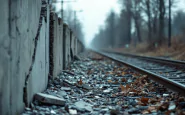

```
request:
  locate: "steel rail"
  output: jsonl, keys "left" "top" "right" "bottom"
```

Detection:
{"left": 92, "top": 50, "right": 185, "bottom": 96}
{"left": 102, "top": 50, "right": 185, "bottom": 68}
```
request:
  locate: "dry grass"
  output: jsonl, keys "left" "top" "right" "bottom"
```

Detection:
{"left": 113, "top": 37, "right": 185, "bottom": 61}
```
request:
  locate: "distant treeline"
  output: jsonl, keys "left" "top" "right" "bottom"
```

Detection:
{"left": 91, "top": 0, "right": 185, "bottom": 49}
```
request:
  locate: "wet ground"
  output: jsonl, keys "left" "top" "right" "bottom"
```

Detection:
{"left": 22, "top": 51, "right": 185, "bottom": 115}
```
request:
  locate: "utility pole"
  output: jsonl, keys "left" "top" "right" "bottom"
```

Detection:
{"left": 74, "top": 11, "right": 76, "bottom": 32}
{"left": 61, "top": 0, "right": 63, "bottom": 19}
{"left": 52, "top": 0, "right": 76, "bottom": 19}
{"left": 62, "top": 0, "right": 76, "bottom": 20}
{"left": 168, "top": 0, "right": 171, "bottom": 47}
{"left": 73, "top": 10, "right": 83, "bottom": 34}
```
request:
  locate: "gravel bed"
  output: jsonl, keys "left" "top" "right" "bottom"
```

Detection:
{"left": 22, "top": 51, "right": 185, "bottom": 115}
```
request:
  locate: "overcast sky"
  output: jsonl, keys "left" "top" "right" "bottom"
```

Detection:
{"left": 56, "top": 0, "right": 185, "bottom": 47}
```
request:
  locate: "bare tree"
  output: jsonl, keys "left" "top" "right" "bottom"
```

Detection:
{"left": 105, "top": 11, "right": 116, "bottom": 47}
{"left": 168, "top": 0, "right": 171, "bottom": 47}
{"left": 158, "top": 0, "right": 165, "bottom": 44}
{"left": 145, "top": 0, "right": 152, "bottom": 41}
{"left": 132, "top": 0, "right": 142, "bottom": 43}
{"left": 125, "top": 0, "right": 132, "bottom": 44}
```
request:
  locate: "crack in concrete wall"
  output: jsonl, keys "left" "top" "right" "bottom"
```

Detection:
{"left": 23, "top": 18, "right": 43, "bottom": 107}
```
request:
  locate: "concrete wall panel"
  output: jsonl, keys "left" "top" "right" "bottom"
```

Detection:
{"left": 52, "top": 15, "right": 63, "bottom": 77}
{"left": 63, "top": 24, "right": 71, "bottom": 69}
{"left": 27, "top": 18, "right": 48, "bottom": 106}
{"left": 0, "top": 0, "right": 50, "bottom": 114}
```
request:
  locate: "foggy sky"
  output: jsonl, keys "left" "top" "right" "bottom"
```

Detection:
{"left": 55, "top": 0, "right": 185, "bottom": 47}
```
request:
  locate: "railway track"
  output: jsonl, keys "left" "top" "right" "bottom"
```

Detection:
{"left": 93, "top": 49, "right": 185, "bottom": 96}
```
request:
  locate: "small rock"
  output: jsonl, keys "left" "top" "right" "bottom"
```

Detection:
{"left": 25, "top": 107, "right": 31, "bottom": 111}
{"left": 45, "top": 108, "right": 50, "bottom": 111}
{"left": 74, "top": 55, "right": 81, "bottom": 61}
{"left": 100, "top": 108, "right": 109, "bottom": 114}
{"left": 82, "top": 84, "right": 92, "bottom": 90}
{"left": 58, "top": 91, "right": 67, "bottom": 97}
{"left": 124, "top": 74, "right": 132, "bottom": 78}
{"left": 103, "top": 88, "right": 113, "bottom": 93}
{"left": 74, "top": 100, "right": 93, "bottom": 112}
{"left": 128, "top": 108, "right": 140, "bottom": 114}
{"left": 30, "top": 102, "right": 35, "bottom": 109}
{"left": 129, "top": 100, "right": 137, "bottom": 106}
{"left": 93, "top": 108, "right": 101, "bottom": 111}
{"left": 110, "top": 109, "right": 119, "bottom": 115}
{"left": 168, "top": 103, "right": 176, "bottom": 110}
{"left": 39, "top": 111, "right": 45, "bottom": 115}
{"left": 33, "top": 110, "right": 38, "bottom": 113}
{"left": 61, "top": 87, "right": 71, "bottom": 91}
{"left": 179, "top": 102, "right": 185, "bottom": 108}
{"left": 138, "top": 106, "right": 148, "bottom": 110}
{"left": 50, "top": 110, "right": 56, "bottom": 114}
{"left": 52, "top": 105, "right": 57, "bottom": 109}
{"left": 95, "top": 96, "right": 100, "bottom": 99}
{"left": 53, "top": 80, "right": 60, "bottom": 85}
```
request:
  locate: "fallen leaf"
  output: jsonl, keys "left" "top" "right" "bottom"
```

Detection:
{"left": 158, "top": 102, "right": 169, "bottom": 111}
{"left": 178, "top": 97, "right": 185, "bottom": 102}
{"left": 108, "top": 80, "right": 113, "bottom": 83}
{"left": 122, "top": 72, "right": 126, "bottom": 76}
{"left": 120, "top": 84, "right": 125, "bottom": 92}
{"left": 142, "top": 110, "right": 150, "bottom": 114}
{"left": 121, "top": 78, "right": 127, "bottom": 82}
{"left": 149, "top": 98, "right": 158, "bottom": 104}
{"left": 87, "top": 70, "right": 93, "bottom": 75}
{"left": 113, "top": 80, "right": 119, "bottom": 84}
{"left": 109, "top": 72, "right": 114, "bottom": 75}
{"left": 148, "top": 106, "right": 157, "bottom": 112}
{"left": 78, "top": 78, "right": 83, "bottom": 85}
{"left": 165, "top": 110, "right": 171, "bottom": 115}
{"left": 137, "top": 101, "right": 146, "bottom": 106}
{"left": 130, "top": 89, "right": 138, "bottom": 93}
{"left": 141, "top": 97, "right": 149, "bottom": 104}
{"left": 126, "top": 84, "right": 130, "bottom": 90}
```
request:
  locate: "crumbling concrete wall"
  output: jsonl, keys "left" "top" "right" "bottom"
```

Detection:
{"left": 0, "top": 0, "right": 49, "bottom": 114}
{"left": 51, "top": 14, "right": 63, "bottom": 77}
{"left": 0, "top": 0, "right": 84, "bottom": 115}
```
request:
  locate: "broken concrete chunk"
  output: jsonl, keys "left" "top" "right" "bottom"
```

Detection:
{"left": 58, "top": 91, "right": 67, "bottom": 98}
{"left": 74, "top": 100, "right": 93, "bottom": 112}
{"left": 34, "top": 93, "right": 66, "bottom": 106}
{"left": 82, "top": 84, "right": 92, "bottom": 90}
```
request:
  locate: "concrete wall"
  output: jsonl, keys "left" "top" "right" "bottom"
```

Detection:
{"left": 71, "top": 33, "right": 76, "bottom": 58}
{"left": 0, "top": 0, "right": 49, "bottom": 114}
{"left": 63, "top": 24, "right": 71, "bottom": 69}
{"left": 51, "top": 14, "right": 63, "bottom": 77}
{"left": 27, "top": 17, "right": 49, "bottom": 108}
{"left": 77, "top": 40, "right": 84, "bottom": 54}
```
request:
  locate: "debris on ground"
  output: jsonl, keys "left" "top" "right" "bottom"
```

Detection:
{"left": 22, "top": 51, "right": 185, "bottom": 115}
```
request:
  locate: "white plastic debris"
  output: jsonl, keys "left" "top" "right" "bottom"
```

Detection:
{"left": 69, "top": 109, "right": 77, "bottom": 115}
{"left": 163, "top": 94, "right": 169, "bottom": 97}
